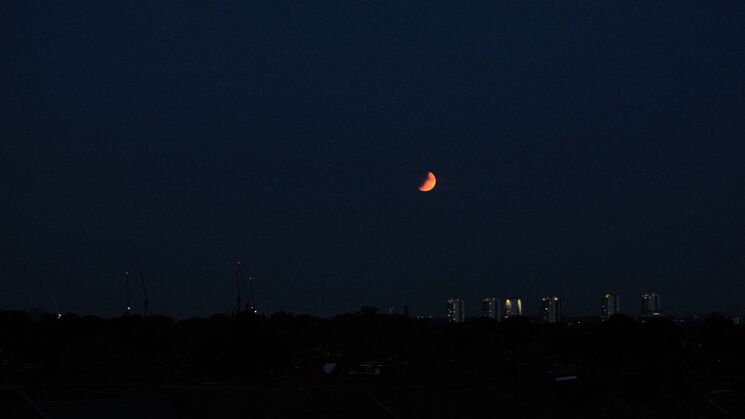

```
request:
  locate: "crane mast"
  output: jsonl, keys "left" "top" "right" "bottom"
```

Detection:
{"left": 236, "top": 261, "right": 252, "bottom": 312}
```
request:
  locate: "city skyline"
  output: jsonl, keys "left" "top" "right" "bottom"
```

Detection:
{"left": 438, "top": 292, "right": 695, "bottom": 321}
{"left": 11, "top": 287, "right": 739, "bottom": 320}
{"left": 20, "top": 278, "right": 737, "bottom": 319}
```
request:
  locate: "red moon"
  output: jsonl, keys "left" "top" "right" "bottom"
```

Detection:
{"left": 418, "top": 171, "right": 436, "bottom": 192}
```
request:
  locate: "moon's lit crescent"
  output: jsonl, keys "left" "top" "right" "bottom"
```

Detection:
{"left": 418, "top": 171, "right": 436, "bottom": 192}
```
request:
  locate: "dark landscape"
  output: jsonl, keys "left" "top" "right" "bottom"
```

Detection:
{"left": 1, "top": 310, "right": 744, "bottom": 418}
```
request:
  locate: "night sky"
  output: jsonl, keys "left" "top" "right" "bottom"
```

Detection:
{"left": 2, "top": 1, "right": 745, "bottom": 318}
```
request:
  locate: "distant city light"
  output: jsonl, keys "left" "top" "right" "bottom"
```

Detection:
{"left": 447, "top": 298, "right": 464, "bottom": 323}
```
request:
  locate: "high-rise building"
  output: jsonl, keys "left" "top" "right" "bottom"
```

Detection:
{"left": 481, "top": 297, "right": 498, "bottom": 319}
{"left": 503, "top": 297, "right": 523, "bottom": 319}
{"left": 640, "top": 293, "right": 661, "bottom": 316}
{"left": 600, "top": 293, "right": 620, "bottom": 321}
{"left": 540, "top": 297, "right": 561, "bottom": 323}
{"left": 447, "top": 298, "right": 465, "bottom": 323}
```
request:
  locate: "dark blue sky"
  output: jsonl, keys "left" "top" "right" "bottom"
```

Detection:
{"left": 2, "top": 1, "right": 745, "bottom": 318}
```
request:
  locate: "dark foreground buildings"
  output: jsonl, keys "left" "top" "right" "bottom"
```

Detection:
{"left": 1, "top": 309, "right": 744, "bottom": 418}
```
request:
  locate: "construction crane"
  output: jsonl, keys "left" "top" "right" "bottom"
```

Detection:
{"left": 139, "top": 271, "right": 149, "bottom": 316}
{"left": 236, "top": 261, "right": 252, "bottom": 313}
{"left": 236, "top": 261, "right": 257, "bottom": 313}
{"left": 247, "top": 274, "right": 256, "bottom": 313}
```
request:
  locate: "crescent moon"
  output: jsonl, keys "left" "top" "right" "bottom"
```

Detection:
{"left": 418, "top": 171, "right": 436, "bottom": 192}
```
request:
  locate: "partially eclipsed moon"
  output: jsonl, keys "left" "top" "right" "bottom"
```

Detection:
{"left": 418, "top": 171, "right": 436, "bottom": 192}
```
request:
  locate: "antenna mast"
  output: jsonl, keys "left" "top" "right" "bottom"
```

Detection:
{"left": 124, "top": 271, "right": 131, "bottom": 315}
